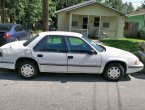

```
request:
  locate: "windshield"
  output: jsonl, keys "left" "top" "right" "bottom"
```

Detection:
{"left": 84, "top": 37, "right": 106, "bottom": 52}
{"left": 23, "top": 34, "right": 39, "bottom": 46}
{"left": 0, "top": 25, "right": 12, "bottom": 31}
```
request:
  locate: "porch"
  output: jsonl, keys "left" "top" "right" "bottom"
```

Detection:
{"left": 69, "top": 14, "right": 119, "bottom": 38}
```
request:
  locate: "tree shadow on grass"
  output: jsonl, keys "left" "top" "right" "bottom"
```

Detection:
{"left": 0, "top": 69, "right": 131, "bottom": 83}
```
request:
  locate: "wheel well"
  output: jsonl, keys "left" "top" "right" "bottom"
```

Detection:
{"left": 15, "top": 58, "right": 39, "bottom": 71}
{"left": 104, "top": 61, "right": 127, "bottom": 73}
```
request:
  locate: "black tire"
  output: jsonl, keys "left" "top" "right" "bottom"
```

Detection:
{"left": 103, "top": 63, "right": 124, "bottom": 81}
{"left": 18, "top": 61, "right": 39, "bottom": 79}
{"left": 16, "top": 37, "right": 20, "bottom": 41}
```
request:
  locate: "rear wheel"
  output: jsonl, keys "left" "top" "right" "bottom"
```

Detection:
{"left": 103, "top": 63, "right": 124, "bottom": 81}
{"left": 16, "top": 37, "right": 20, "bottom": 41}
{"left": 18, "top": 61, "right": 38, "bottom": 79}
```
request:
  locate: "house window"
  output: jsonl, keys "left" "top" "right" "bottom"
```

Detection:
{"left": 94, "top": 17, "right": 100, "bottom": 27}
{"left": 72, "top": 21, "right": 78, "bottom": 27}
{"left": 72, "top": 15, "right": 78, "bottom": 27}
{"left": 103, "top": 19, "right": 110, "bottom": 28}
{"left": 82, "top": 17, "right": 88, "bottom": 29}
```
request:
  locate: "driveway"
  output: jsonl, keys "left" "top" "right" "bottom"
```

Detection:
{"left": 0, "top": 69, "right": 145, "bottom": 110}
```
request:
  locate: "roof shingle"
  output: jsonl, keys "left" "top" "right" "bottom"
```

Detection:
{"left": 128, "top": 9, "right": 145, "bottom": 16}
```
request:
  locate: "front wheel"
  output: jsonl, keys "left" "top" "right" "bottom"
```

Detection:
{"left": 103, "top": 63, "right": 124, "bottom": 81}
{"left": 18, "top": 61, "right": 38, "bottom": 79}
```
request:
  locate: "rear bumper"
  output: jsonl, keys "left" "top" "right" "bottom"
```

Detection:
{"left": 126, "top": 61, "right": 144, "bottom": 74}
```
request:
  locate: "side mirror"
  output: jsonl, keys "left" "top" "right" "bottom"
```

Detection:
{"left": 88, "top": 50, "right": 97, "bottom": 55}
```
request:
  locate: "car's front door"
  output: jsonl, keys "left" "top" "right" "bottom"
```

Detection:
{"left": 32, "top": 35, "right": 67, "bottom": 73}
{"left": 66, "top": 36, "right": 101, "bottom": 73}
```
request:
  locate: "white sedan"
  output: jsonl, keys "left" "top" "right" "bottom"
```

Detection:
{"left": 0, "top": 31, "right": 144, "bottom": 81}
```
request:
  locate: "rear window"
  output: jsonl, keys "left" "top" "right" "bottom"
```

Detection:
{"left": 23, "top": 34, "right": 39, "bottom": 46}
{"left": 0, "top": 25, "right": 12, "bottom": 31}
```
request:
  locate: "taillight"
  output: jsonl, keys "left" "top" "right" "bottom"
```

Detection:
{"left": 4, "top": 33, "right": 11, "bottom": 39}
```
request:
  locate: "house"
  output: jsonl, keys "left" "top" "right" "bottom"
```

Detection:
{"left": 55, "top": 0, "right": 126, "bottom": 38}
{"left": 127, "top": 9, "right": 145, "bottom": 31}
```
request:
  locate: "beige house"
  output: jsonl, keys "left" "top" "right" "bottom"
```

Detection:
{"left": 55, "top": 0, "right": 126, "bottom": 38}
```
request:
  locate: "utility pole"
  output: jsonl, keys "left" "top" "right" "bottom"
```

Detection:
{"left": 43, "top": 0, "right": 49, "bottom": 31}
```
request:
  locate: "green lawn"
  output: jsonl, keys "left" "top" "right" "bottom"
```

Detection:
{"left": 100, "top": 38, "right": 145, "bottom": 54}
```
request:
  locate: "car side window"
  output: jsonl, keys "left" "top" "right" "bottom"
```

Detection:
{"left": 67, "top": 37, "right": 92, "bottom": 54}
{"left": 15, "top": 26, "right": 23, "bottom": 32}
{"left": 34, "top": 35, "right": 67, "bottom": 52}
{"left": 22, "top": 26, "right": 28, "bottom": 31}
{"left": 33, "top": 37, "right": 47, "bottom": 51}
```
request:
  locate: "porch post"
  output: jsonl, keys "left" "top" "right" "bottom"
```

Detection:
{"left": 69, "top": 13, "right": 72, "bottom": 32}
{"left": 98, "top": 16, "right": 101, "bottom": 37}
{"left": 115, "top": 17, "right": 119, "bottom": 38}
{"left": 87, "top": 15, "right": 89, "bottom": 37}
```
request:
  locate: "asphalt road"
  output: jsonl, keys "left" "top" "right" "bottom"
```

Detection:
{"left": 0, "top": 69, "right": 145, "bottom": 110}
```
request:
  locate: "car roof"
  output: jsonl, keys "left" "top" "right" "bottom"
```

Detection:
{"left": 0, "top": 23, "right": 18, "bottom": 27}
{"left": 39, "top": 31, "right": 83, "bottom": 38}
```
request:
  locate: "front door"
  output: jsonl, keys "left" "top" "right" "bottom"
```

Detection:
{"left": 66, "top": 36, "right": 101, "bottom": 73}
{"left": 32, "top": 35, "right": 67, "bottom": 73}
{"left": 94, "top": 17, "right": 100, "bottom": 38}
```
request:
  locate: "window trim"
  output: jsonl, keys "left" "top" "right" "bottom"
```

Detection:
{"left": 65, "top": 36, "right": 95, "bottom": 54}
{"left": 33, "top": 35, "right": 67, "bottom": 53}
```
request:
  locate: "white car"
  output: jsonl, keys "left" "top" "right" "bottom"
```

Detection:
{"left": 0, "top": 31, "right": 144, "bottom": 81}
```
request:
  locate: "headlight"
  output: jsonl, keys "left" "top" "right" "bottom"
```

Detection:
{"left": 134, "top": 60, "right": 139, "bottom": 65}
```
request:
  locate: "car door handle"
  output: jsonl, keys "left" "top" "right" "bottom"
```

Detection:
{"left": 37, "top": 54, "right": 43, "bottom": 57}
{"left": 68, "top": 56, "right": 73, "bottom": 59}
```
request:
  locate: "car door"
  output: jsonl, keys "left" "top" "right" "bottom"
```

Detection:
{"left": 32, "top": 35, "right": 67, "bottom": 73}
{"left": 21, "top": 26, "right": 31, "bottom": 39}
{"left": 66, "top": 36, "right": 101, "bottom": 73}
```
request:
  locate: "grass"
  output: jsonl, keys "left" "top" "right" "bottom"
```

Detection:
{"left": 100, "top": 38, "right": 145, "bottom": 54}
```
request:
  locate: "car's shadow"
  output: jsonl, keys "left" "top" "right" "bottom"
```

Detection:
{"left": 131, "top": 70, "right": 145, "bottom": 80}
{"left": 130, "top": 63, "right": 145, "bottom": 80}
{"left": 0, "top": 69, "right": 131, "bottom": 82}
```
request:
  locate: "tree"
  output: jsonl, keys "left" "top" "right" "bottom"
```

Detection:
{"left": 127, "top": 2, "right": 134, "bottom": 13}
{"left": 0, "top": 0, "right": 43, "bottom": 29}
{"left": 104, "top": 0, "right": 123, "bottom": 11}
{"left": 122, "top": 2, "right": 134, "bottom": 14}
{"left": 54, "top": 0, "right": 87, "bottom": 10}
{"left": 142, "top": 0, "right": 145, "bottom": 9}
{"left": 43, "top": 0, "right": 49, "bottom": 31}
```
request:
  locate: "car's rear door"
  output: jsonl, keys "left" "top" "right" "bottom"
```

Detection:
{"left": 66, "top": 36, "right": 101, "bottom": 73}
{"left": 14, "top": 25, "right": 23, "bottom": 40}
{"left": 32, "top": 35, "right": 67, "bottom": 73}
{"left": 21, "top": 26, "right": 31, "bottom": 39}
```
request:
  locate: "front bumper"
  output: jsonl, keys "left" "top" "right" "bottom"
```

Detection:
{"left": 126, "top": 61, "right": 144, "bottom": 74}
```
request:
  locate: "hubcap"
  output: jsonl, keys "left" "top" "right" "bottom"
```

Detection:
{"left": 107, "top": 67, "right": 120, "bottom": 79}
{"left": 21, "top": 64, "right": 34, "bottom": 77}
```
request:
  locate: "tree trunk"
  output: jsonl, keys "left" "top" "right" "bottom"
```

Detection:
{"left": 1, "top": 1, "right": 5, "bottom": 23}
{"left": 10, "top": 15, "right": 15, "bottom": 23}
{"left": 43, "top": 0, "right": 49, "bottom": 31}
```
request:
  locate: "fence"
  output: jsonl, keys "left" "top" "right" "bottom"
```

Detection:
{"left": 124, "top": 21, "right": 139, "bottom": 38}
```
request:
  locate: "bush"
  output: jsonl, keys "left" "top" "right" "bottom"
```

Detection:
{"left": 100, "top": 38, "right": 145, "bottom": 54}
{"left": 139, "top": 28, "right": 145, "bottom": 39}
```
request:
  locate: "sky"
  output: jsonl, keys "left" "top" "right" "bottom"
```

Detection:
{"left": 122, "top": 0, "right": 143, "bottom": 9}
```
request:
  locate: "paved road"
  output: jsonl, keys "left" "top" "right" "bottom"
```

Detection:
{"left": 0, "top": 70, "right": 145, "bottom": 110}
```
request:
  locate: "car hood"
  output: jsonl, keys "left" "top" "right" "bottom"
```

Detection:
{"left": 1, "top": 40, "right": 27, "bottom": 49}
{"left": 102, "top": 46, "right": 138, "bottom": 59}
